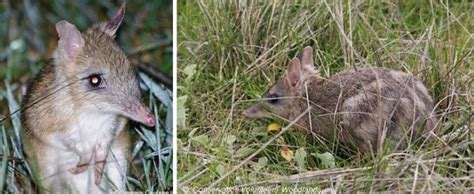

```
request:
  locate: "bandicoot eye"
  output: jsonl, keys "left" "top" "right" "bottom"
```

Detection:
{"left": 266, "top": 93, "right": 280, "bottom": 104}
{"left": 88, "top": 74, "right": 103, "bottom": 87}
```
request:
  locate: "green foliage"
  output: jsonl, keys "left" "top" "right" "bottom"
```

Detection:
{"left": 178, "top": 0, "right": 472, "bottom": 192}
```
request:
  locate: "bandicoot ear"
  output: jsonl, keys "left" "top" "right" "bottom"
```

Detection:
{"left": 300, "top": 46, "right": 313, "bottom": 67}
{"left": 92, "top": 3, "right": 125, "bottom": 38}
{"left": 56, "top": 20, "right": 84, "bottom": 60}
{"left": 286, "top": 58, "right": 302, "bottom": 88}
{"left": 299, "top": 46, "right": 320, "bottom": 78}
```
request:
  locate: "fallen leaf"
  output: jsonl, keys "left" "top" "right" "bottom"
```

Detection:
{"left": 280, "top": 145, "right": 294, "bottom": 162}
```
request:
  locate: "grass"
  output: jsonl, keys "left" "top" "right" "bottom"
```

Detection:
{"left": 177, "top": 0, "right": 472, "bottom": 192}
{"left": 0, "top": 0, "right": 172, "bottom": 192}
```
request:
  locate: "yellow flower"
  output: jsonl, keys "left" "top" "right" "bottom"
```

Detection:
{"left": 267, "top": 123, "right": 281, "bottom": 133}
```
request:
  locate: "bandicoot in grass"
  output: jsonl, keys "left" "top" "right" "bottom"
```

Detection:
{"left": 178, "top": 0, "right": 472, "bottom": 192}
{"left": 243, "top": 46, "right": 437, "bottom": 155}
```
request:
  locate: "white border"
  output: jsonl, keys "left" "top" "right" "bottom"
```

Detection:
{"left": 172, "top": 0, "right": 178, "bottom": 192}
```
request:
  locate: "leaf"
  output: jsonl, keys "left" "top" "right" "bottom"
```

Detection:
{"left": 276, "top": 137, "right": 286, "bottom": 145}
{"left": 5, "top": 82, "right": 21, "bottom": 145}
{"left": 191, "top": 134, "right": 208, "bottom": 146}
{"left": 316, "top": 152, "right": 336, "bottom": 168}
{"left": 253, "top": 157, "right": 268, "bottom": 171}
{"left": 280, "top": 145, "right": 294, "bottom": 162}
{"left": 223, "top": 135, "right": 237, "bottom": 146}
{"left": 165, "top": 107, "right": 173, "bottom": 145}
{"left": 136, "top": 127, "right": 158, "bottom": 152}
{"left": 234, "top": 147, "right": 256, "bottom": 158}
{"left": 131, "top": 140, "right": 145, "bottom": 158}
{"left": 183, "top": 64, "right": 197, "bottom": 80}
{"left": 216, "top": 164, "right": 225, "bottom": 177}
{"left": 177, "top": 95, "right": 188, "bottom": 129}
{"left": 0, "top": 126, "right": 10, "bottom": 191}
{"left": 294, "top": 147, "right": 307, "bottom": 170}
{"left": 267, "top": 123, "right": 281, "bottom": 133}
{"left": 139, "top": 73, "right": 172, "bottom": 106}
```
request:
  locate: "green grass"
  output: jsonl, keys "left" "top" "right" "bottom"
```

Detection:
{"left": 0, "top": 0, "right": 172, "bottom": 192}
{"left": 177, "top": 0, "right": 472, "bottom": 192}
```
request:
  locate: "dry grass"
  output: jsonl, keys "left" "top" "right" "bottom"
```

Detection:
{"left": 178, "top": 0, "right": 472, "bottom": 192}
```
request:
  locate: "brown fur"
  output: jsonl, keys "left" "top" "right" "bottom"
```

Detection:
{"left": 244, "top": 46, "right": 436, "bottom": 154}
{"left": 22, "top": 24, "right": 136, "bottom": 154}
{"left": 21, "top": 4, "right": 154, "bottom": 192}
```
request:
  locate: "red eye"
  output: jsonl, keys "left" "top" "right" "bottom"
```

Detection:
{"left": 89, "top": 74, "right": 102, "bottom": 87}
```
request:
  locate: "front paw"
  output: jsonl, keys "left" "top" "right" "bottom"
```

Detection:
{"left": 94, "top": 160, "right": 106, "bottom": 184}
{"left": 69, "top": 162, "right": 91, "bottom": 174}
{"left": 69, "top": 153, "right": 93, "bottom": 174}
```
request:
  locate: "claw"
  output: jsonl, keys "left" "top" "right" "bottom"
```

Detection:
{"left": 69, "top": 149, "right": 94, "bottom": 174}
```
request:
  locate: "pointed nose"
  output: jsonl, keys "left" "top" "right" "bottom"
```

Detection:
{"left": 140, "top": 106, "right": 156, "bottom": 127}
{"left": 128, "top": 103, "right": 156, "bottom": 127}
{"left": 242, "top": 105, "right": 267, "bottom": 118}
{"left": 242, "top": 108, "right": 253, "bottom": 117}
{"left": 146, "top": 116, "right": 156, "bottom": 127}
